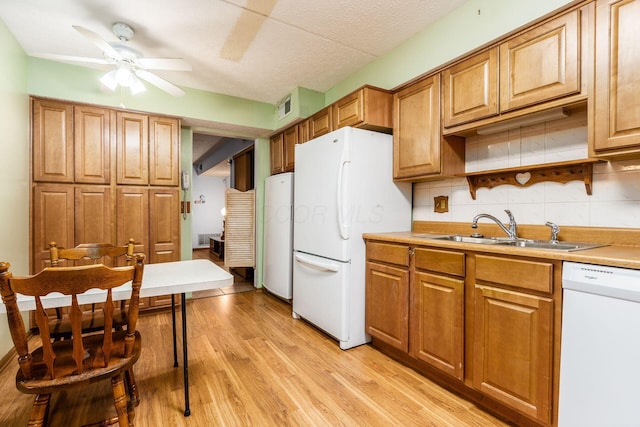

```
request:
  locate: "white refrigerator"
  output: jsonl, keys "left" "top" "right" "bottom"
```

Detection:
{"left": 263, "top": 172, "right": 294, "bottom": 300}
{"left": 292, "top": 127, "right": 412, "bottom": 350}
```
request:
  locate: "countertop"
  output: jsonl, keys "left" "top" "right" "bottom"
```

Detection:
{"left": 363, "top": 231, "right": 640, "bottom": 270}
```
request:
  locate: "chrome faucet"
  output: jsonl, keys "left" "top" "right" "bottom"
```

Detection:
{"left": 545, "top": 221, "right": 560, "bottom": 243}
{"left": 471, "top": 209, "right": 518, "bottom": 240}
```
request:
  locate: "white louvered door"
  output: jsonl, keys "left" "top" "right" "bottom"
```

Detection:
{"left": 224, "top": 189, "right": 255, "bottom": 268}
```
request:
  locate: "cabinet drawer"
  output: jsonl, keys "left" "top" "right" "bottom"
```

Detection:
{"left": 414, "top": 248, "right": 464, "bottom": 277}
{"left": 367, "top": 242, "right": 409, "bottom": 267}
{"left": 475, "top": 255, "right": 552, "bottom": 293}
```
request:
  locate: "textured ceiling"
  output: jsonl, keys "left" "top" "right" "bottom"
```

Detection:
{"left": 0, "top": 0, "right": 467, "bottom": 105}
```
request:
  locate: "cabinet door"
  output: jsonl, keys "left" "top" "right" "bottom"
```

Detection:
{"left": 32, "top": 99, "right": 74, "bottom": 183}
{"left": 442, "top": 48, "right": 498, "bottom": 127}
{"left": 499, "top": 10, "right": 580, "bottom": 112}
{"left": 592, "top": 0, "right": 640, "bottom": 153}
{"left": 74, "top": 186, "right": 112, "bottom": 245}
{"left": 334, "top": 87, "right": 393, "bottom": 131}
{"left": 365, "top": 261, "right": 409, "bottom": 352}
{"left": 298, "top": 119, "right": 310, "bottom": 144}
{"left": 116, "top": 112, "right": 148, "bottom": 185}
{"left": 149, "top": 188, "right": 180, "bottom": 263}
{"left": 149, "top": 116, "right": 179, "bottom": 186}
{"left": 116, "top": 187, "right": 149, "bottom": 259}
{"left": 32, "top": 184, "right": 74, "bottom": 272}
{"left": 393, "top": 75, "right": 441, "bottom": 179}
{"left": 269, "top": 133, "right": 284, "bottom": 175}
{"left": 234, "top": 147, "right": 254, "bottom": 191}
{"left": 411, "top": 271, "right": 464, "bottom": 380}
{"left": 74, "top": 105, "right": 110, "bottom": 184}
{"left": 283, "top": 125, "right": 297, "bottom": 172}
{"left": 473, "top": 285, "right": 553, "bottom": 424}
{"left": 309, "top": 106, "right": 333, "bottom": 139}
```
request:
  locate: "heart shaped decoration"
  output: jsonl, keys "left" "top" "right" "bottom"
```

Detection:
{"left": 515, "top": 172, "right": 532, "bottom": 185}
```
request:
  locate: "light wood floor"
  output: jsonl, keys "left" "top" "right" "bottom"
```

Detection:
{"left": 0, "top": 289, "right": 510, "bottom": 426}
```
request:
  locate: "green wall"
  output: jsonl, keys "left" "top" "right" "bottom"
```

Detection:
{"left": 0, "top": 18, "right": 30, "bottom": 356}
{"left": 180, "top": 128, "right": 194, "bottom": 260}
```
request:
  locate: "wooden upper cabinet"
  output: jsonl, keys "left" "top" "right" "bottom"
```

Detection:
{"left": 592, "top": 0, "right": 640, "bottom": 156}
{"left": 269, "top": 133, "right": 284, "bottom": 175}
{"left": 149, "top": 116, "right": 179, "bottom": 186}
{"left": 333, "top": 86, "right": 392, "bottom": 132}
{"left": 499, "top": 9, "right": 581, "bottom": 112}
{"left": 393, "top": 75, "right": 443, "bottom": 180}
{"left": 442, "top": 48, "right": 499, "bottom": 128}
{"left": 74, "top": 105, "right": 111, "bottom": 184}
{"left": 116, "top": 111, "right": 148, "bottom": 185}
{"left": 298, "top": 119, "right": 310, "bottom": 144}
{"left": 283, "top": 125, "right": 297, "bottom": 172}
{"left": 32, "top": 99, "right": 74, "bottom": 183}
{"left": 309, "top": 106, "right": 333, "bottom": 139}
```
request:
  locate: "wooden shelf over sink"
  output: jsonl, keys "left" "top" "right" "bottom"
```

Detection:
{"left": 462, "top": 159, "right": 604, "bottom": 200}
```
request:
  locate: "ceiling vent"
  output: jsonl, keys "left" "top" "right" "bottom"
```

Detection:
{"left": 277, "top": 95, "right": 292, "bottom": 119}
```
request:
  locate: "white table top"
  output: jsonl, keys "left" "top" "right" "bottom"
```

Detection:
{"left": 0, "top": 259, "right": 234, "bottom": 313}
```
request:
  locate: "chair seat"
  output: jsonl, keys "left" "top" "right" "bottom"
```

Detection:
{"left": 49, "top": 309, "right": 128, "bottom": 339}
{"left": 16, "top": 330, "right": 141, "bottom": 395}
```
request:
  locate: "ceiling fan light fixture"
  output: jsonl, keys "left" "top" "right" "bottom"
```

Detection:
{"left": 99, "top": 69, "right": 118, "bottom": 91}
{"left": 99, "top": 67, "right": 145, "bottom": 95}
{"left": 130, "top": 77, "right": 146, "bottom": 95}
{"left": 115, "top": 66, "right": 133, "bottom": 87}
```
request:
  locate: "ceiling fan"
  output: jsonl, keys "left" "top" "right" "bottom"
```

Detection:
{"left": 35, "top": 22, "right": 191, "bottom": 97}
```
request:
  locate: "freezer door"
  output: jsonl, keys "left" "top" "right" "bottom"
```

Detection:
{"left": 294, "top": 129, "right": 350, "bottom": 262}
{"left": 292, "top": 251, "right": 349, "bottom": 342}
{"left": 264, "top": 173, "right": 293, "bottom": 299}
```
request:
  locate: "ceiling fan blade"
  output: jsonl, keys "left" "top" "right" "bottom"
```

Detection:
{"left": 31, "top": 53, "right": 109, "bottom": 65}
{"left": 137, "top": 58, "right": 192, "bottom": 71}
{"left": 135, "top": 69, "right": 185, "bottom": 97}
{"left": 72, "top": 25, "right": 120, "bottom": 58}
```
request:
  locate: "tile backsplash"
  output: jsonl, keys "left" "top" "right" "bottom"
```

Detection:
{"left": 413, "top": 111, "right": 640, "bottom": 228}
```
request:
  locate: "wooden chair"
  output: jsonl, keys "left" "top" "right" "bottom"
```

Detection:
{"left": 46, "top": 239, "right": 136, "bottom": 340}
{"left": 0, "top": 254, "right": 145, "bottom": 427}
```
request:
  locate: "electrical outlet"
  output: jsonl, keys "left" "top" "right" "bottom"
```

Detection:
{"left": 434, "top": 195, "right": 448, "bottom": 213}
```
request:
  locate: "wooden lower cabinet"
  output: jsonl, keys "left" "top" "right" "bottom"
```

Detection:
{"left": 472, "top": 254, "right": 556, "bottom": 425}
{"left": 412, "top": 272, "right": 464, "bottom": 379}
{"left": 365, "top": 240, "right": 561, "bottom": 426}
{"left": 472, "top": 285, "right": 553, "bottom": 423}
{"left": 411, "top": 247, "right": 465, "bottom": 380}
{"left": 365, "top": 242, "right": 410, "bottom": 351}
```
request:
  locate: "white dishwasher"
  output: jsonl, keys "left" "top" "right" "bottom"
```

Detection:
{"left": 559, "top": 261, "right": 640, "bottom": 426}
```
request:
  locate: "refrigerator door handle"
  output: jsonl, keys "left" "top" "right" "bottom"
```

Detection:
{"left": 294, "top": 253, "right": 340, "bottom": 273}
{"left": 337, "top": 156, "right": 351, "bottom": 240}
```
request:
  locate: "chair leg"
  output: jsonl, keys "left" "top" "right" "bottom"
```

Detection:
{"left": 28, "top": 393, "right": 51, "bottom": 427}
{"left": 124, "top": 367, "right": 140, "bottom": 407}
{"left": 111, "top": 373, "right": 132, "bottom": 427}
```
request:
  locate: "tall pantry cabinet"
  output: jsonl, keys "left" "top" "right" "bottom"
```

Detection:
{"left": 31, "top": 97, "right": 181, "bottom": 274}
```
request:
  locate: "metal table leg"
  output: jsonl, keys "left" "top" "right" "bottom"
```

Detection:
{"left": 171, "top": 294, "right": 178, "bottom": 367}
{"left": 181, "top": 292, "right": 191, "bottom": 417}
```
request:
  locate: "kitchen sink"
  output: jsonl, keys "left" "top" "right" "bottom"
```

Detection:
{"left": 414, "top": 234, "right": 607, "bottom": 251}
{"left": 495, "top": 240, "right": 608, "bottom": 251}
{"left": 414, "top": 234, "right": 507, "bottom": 244}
